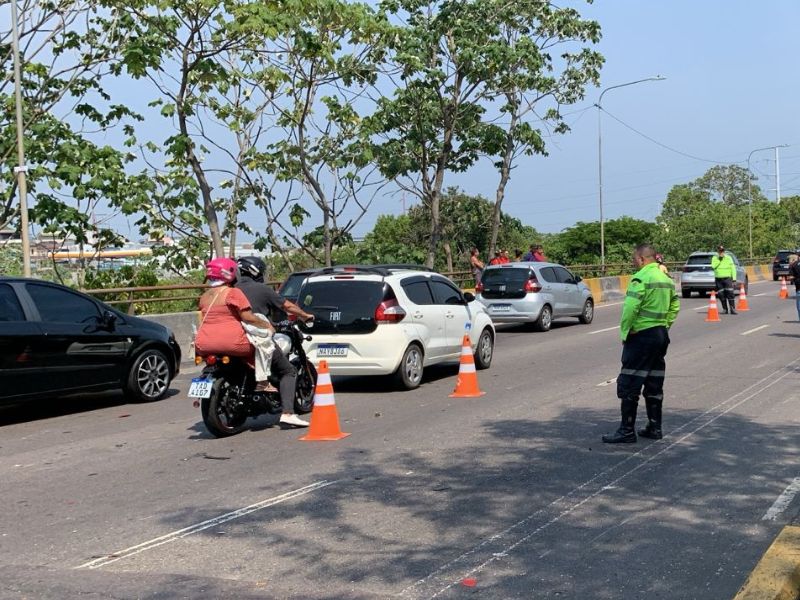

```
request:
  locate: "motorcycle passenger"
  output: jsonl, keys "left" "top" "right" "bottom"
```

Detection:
{"left": 236, "top": 256, "right": 315, "bottom": 428}
{"left": 195, "top": 258, "right": 275, "bottom": 395}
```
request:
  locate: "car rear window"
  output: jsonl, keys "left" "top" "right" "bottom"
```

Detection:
{"left": 776, "top": 251, "right": 794, "bottom": 261}
{"left": 481, "top": 268, "right": 532, "bottom": 286}
{"left": 686, "top": 255, "right": 712, "bottom": 266}
{"left": 279, "top": 273, "right": 310, "bottom": 299}
{"left": 297, "top": 280, "right": 385, "bottom": 334}
{"left": 0, "top": 284, "right": 25, "bottom": 321}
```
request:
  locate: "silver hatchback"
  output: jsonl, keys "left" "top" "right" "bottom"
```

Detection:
{"left": 680, "top": 251, "right": 748, "bottom": 298}
{"left": 476, "top": 262, "right": 594, "bottom": 331}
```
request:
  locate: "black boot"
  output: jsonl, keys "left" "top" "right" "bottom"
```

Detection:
{"left": 720, "top": 298, "right": 728, "bottom": 314}
{"left": 729, "top": 305, "right": 737, "bottom": 315}
{"left": 603, "top": 398, "right": 638, "bottom": 443}
{"left": 638, "top": 398, "right": 662, "bottom": 440}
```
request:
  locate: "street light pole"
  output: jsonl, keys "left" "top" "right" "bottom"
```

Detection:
{"left": 10, "top": 0, "right": 31, "bottom": 277}
{"left": 596, "top": 76, "right": 665, "bottom": 273}
{"left": 747, "top": 144, "right": 789, "bottom": 259}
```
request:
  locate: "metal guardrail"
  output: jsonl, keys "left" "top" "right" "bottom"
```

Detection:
{"left": 83, "top": 258, "right": 774, "bottom": 315}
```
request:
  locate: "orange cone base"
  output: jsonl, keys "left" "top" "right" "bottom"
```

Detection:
{"left": 299, "top": 431, "right": 351, "bottom": 441}
{"left": 299, "top": 405, "right": 350, "bottom": 441}
{"left": 450, "top": 390, "right": 486, "bottom": 398}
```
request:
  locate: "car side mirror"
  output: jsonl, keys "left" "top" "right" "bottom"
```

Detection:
{"left": 463, "top": 292, "right": 475, "bottom": 303}
{"left": 574, "top": 275, "right": 582, "bottom": 283}
{"left": 101, "top": 310, "right": 118, "bottom": 330}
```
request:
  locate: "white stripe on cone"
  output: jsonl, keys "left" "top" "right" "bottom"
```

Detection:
{"left": 459, "top": 363, "right": 476, "bottom": 373}
{"left": 314, "top": 392, "right": 336, "bottom": 407}
{"left": 316, "top": 372, "right": 332, "bottom": 387}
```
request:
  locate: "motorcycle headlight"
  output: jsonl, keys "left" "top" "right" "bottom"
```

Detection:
{"left": 273, "top": 333, "right": 292, "bottom": 355}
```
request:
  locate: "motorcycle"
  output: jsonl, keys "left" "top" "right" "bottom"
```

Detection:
{"left": 189, "top": 320, "right": 317, "bottom": 437}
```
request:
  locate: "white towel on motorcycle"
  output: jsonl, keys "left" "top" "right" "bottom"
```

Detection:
{"left": 241, "top": 313, "right": 275, "bottom": 382}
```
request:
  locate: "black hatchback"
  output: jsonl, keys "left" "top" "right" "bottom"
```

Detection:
{"left": 0, "top": 278, "right": 181, "bottom": 405}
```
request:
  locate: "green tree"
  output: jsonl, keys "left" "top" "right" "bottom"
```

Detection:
{"left": 548, "top": 217, "right": 657, "bottom": 266}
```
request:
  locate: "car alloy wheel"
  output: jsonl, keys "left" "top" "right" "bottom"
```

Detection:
{"left": 475, "top": 328, "right": 493, "bottom": 369}
{"left": 136, "top": 351, "right": 170, "bottom": 399}
{"left": 396, "top": 344, "right": 424, "bottom": 389}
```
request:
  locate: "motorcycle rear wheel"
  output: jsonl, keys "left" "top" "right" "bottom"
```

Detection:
{"left": 202, "top": 379, "right": 247, "bottom": 437}
{"left": 294, "top": 361, "right": 318, "bottom": 415}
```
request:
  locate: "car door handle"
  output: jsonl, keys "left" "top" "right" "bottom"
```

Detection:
{"left": 445, "top": 312, "right": 455, "bottom": 319}
{"left": 413, "top": 312, "right": 424, "bottom": 319}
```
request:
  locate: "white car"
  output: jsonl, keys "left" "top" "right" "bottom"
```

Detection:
{"left": 295, "top": 265, "right": 495, "bottom": 389}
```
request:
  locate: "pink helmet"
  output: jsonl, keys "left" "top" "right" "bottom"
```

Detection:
{"left": 205, "top": 257, "right": 237, "bottom": 283}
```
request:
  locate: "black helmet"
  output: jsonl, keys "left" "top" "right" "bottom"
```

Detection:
{"left": 237, "top": 256, "right": 267, "bottom": 282}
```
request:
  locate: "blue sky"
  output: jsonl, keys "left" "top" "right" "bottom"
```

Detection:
{"left": 440, "top": 0, "right": 800, "bottom": 234}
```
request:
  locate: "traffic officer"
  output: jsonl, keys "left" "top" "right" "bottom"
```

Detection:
{"left": 711, "top": 245, "right": 737, "bottom": 314}
{"left": 603, "top": 244, "right": 680, "bottom": 444}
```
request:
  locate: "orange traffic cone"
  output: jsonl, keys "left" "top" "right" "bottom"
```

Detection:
{"left": 736, "top": 283, "right": 750, "bottom": 311}
{"left": 449, "top": 334, "right": 486, "bottom": 398}
{"left": 779, "top": 276, "right": 789, "bottom": 299}
{"left": 705, "top": 290, "right": 721, "bottom": 322}
{"left": 299, "top": 360, "right": 350, "bottom": 441}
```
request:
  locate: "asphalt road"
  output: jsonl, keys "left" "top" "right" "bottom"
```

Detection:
{"left": 2, "top": 279, "right": 800, "bottom": 599}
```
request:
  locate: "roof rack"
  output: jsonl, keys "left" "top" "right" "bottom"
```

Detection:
{"left": 309, "top": 264, "right": 434, "bottom": 277}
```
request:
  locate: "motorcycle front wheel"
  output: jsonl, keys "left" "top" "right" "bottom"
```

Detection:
{"left": 294, "top": 361, "right": 318, "bottom": 415}
{"left": 201, "top": 378, "right": 247, "bottom": 437}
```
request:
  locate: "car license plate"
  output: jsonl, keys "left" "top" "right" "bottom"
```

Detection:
{"left": 317, "top": 344, "right": 349, "bottom": 357}
{"left": 188, "top": 378, "right": 213, "bottom": 399}
{"left": 491, "top": 304, "right": 511, "bottom": 312}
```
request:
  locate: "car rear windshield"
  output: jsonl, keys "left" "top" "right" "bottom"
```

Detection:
{"left": 297, "top": 280, "right": 385, "bottom": 334}
{"left": 775, "top": 251, "right": 795, "bottom": 261}
{"left": 686, "top": 255, "right": 712, "bottom": 266}
{"left": 481, "top": 268, "right": 532, "bottom": 286}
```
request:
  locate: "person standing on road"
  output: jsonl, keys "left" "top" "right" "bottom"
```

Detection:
{"left": 655, "top": 253, "right": 669, "bottom": 275}
{"left": 711, "top": 245, "right": 737, "bottom": 315}
{"left": 236, "top": 256, "right": 315, "bottom": 428}
{"left": 532, "top": 244, "right": 548, "bottom": 262}
{"left": 470, "top": 248, "right": 485, "bottom": 286}
{"left": 603, "top": 244, "right": 680, "bottom": 444}
{"left": 788, "top": 255, "right": 800, "bottom": 321}
{"left": 523, "top": 244, "right": 536, "bottom": 261}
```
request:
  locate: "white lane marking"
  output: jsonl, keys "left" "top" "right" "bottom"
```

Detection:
{"left": 588, "top": 326, "right": 619, "bottom": 335}
{"left": 596, "top": 301, "right": 624, "bottom": 308}
{"left": 763, "top": 478, "right": 800, "bottom": 521}
{"left": 741, "top": 325, "right": 769, "bottom": 336}
{"left": 753, "top": 293, "right": 769, "bottom": 297}
{"left": 596, "top": 378, "right": 617, "bottom": 387}
{"left": 402, "top": 356, "right": 800, "bottom": 599}
{"left": 76, "top": 480, "right": 338, "bottom": 570}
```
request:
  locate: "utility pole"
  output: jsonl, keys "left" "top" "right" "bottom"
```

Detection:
{"left": 776, "top": 146, "right": 782, "bottom": 203}
{"left": 10, "top": 0, "right": 32, "bottom": 276}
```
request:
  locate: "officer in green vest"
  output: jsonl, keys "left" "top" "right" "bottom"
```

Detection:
{"left": 603, "top": 244, "right": 681, "bottom": 444}
{"left": 711, "top": 245, "right": 737, "bottom": 314}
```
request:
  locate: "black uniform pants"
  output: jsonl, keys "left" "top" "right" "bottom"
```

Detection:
{"left": 270, "top": 347, "right": 297, "bottom": 413}
{"left": 715, "top": 277, "right": 735, "bottom": 310}
{"left": 617, "top": 326, "right": 670, "bottom": 404}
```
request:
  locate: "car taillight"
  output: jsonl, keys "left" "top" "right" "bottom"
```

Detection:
{"left": 524, "top": 278, "right": 542, "bottom": 293}
{"left": 476, "top": 282, "right": 484, "bottom": 293}
{"left": 375, "top": 298, "right": 406, "bottom": 323}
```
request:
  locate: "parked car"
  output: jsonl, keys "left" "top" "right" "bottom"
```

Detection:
{"left": 0, "top": 278, "right": 181, "bottom": 404}
{"left": 772, "top": 249, "right": 800, "bottom": 281}
{"left": 476, "top": 262, "right": 594, "bottom": 331}
{"left": 679, "top": 251, "right": 747, "bottom": 298}
{"left": 294, "top": 265, "right": 495, "bottom": 389}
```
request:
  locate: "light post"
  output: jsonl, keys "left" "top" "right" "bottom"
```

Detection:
{"left": 10, "top": 0, "right": 31, "bottom": 276}
{"left": 596, "top": 76, "right": 665, "bottom": 272}
{"left": 747, "top": 144, "right": 788, "bottom": 259}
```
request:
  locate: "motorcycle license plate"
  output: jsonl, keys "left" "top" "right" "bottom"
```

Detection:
{"left": 188, "top": 377, "right": 213, "bottom": 399}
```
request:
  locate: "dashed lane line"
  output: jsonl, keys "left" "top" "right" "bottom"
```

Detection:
{"left": 742, "top": 325, "right": 769, "bottom": 336}
{"left": 588, "top": 325, "right": 619, "bottom": 335}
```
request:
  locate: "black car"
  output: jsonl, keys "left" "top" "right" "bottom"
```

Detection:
{"left": 772, "top": 250, "right": 800, "bottom": 281}
{"left": 0, "top": 278, "right": 181, "bottom": 404}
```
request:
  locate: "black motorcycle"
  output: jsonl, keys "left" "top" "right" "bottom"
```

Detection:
{"left": 190, "top": 321, "right": 317, "bottom": 437}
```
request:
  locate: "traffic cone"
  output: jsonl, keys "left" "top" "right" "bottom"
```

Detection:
{"left": 736, "top": 283, "right": 750, "bottom": 311}
{"left": 449, "top": 334, "right": 486, "bottom": 398}
{"left": 779, "top": 276, "right": 789, "bottom": 299}
{"left": 705, "top": 290, "right": 721, "bottom": 322}
{"left": 299, "top": 360, "right": 350, "bottom": 441}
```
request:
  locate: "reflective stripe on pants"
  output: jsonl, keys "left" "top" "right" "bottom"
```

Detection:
{"left": 618, "top": 326, "right": 670, "bottom": 402}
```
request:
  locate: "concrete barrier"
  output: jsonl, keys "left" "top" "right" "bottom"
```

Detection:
{"left": 144, "top": 311, "right": 200, "bottom": 361}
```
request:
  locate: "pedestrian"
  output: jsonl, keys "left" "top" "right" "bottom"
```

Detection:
{"left": 523, "top": 244, "right": 536, "bottom": 261}
{"left": 488, "top": 252, "right": 502, "bottom": 266}
{"left": 788, "top": 254, "right": 800, "bottom": 321}
{"left": 500, "top": 249, "right": 510, "bottom": 263}
{"left": 655, "top": 253, "right": 669, "bottom": 275}
{"left": 532, "top": 244, "right": 548, "bottom": 262}
{"left": 711, "top": 245, "right": 737, "bottom": 314}
{"left": 514, "top": 249, "right": 523, "bottom": 262}
{"left": 603, "top": 244, "right": 680, "bottom": 444}
{"left": 470, "top": 247, "right": 485, "bottom": 286}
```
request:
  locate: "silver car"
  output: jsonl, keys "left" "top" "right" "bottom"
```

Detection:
{"left": 680, "top": 251, "right": 748, "bottom": 298}
{"left": 476, "top": 262, "right": 594, "bottom": 331}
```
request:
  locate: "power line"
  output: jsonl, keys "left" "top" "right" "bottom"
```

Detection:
{"left": 599, "top": 107, "right": 743, "bottom": 165}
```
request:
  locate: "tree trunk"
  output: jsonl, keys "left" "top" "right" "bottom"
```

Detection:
{"left": 490, "top": 103, "right": 518, "bottom": 257}
{"left": 443, "top": 240, "right": 453, "bottom": 273}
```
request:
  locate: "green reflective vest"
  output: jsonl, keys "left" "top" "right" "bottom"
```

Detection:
{"left": 620, "top": 262, "right": 680, "bottom": 342}
{"left": 711, "top": 254, "right": 737, "bottom": 280}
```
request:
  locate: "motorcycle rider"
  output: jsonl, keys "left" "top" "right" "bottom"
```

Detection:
{"left": 236, "top": 256, "right": 315, "bottom": 428}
